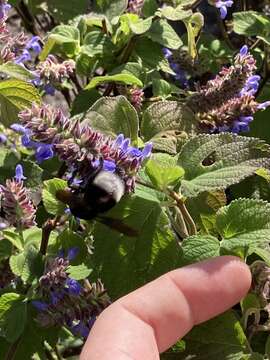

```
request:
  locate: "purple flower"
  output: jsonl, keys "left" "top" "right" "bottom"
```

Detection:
{"left": 114, "top": 134, "right": 124, "bottom": 146}
{"left": 26, "top": 36, "right": 41, "bottom": 54}
{"left": 32, "top": 300, "right": 49, "bottom": 311}
{"left": 257, "top": 101, "right": 270, "bottom": 110}
{"left": 71, "top": 321, "right": 90, "bottom": 338}
{"left": 240, "top": 75, "right": 261, "bottom": 96}
{"left": 10, "top": 123, "right": 27, "bottom": 134}
{"left": 163, "top": 48, "right": 188, "bottom": 87}
{"left": 142, "top": 143, "right": 152, "bottom": 159}
{"left": 43, "top": 84, "right": 56, "bottom": 96}
{"left": 0, "top": 134, "right": 7, "bottom": 143}
{"left": 121, "top": 138, "right": 131, "bottom": 152}
{"left": 103, "top": 160, "right": 116, "bottom": 172}
{"left": 126, "top": 147, "right": 142, "bottom": 157}
{"left": 215, "top": 0, "right": 233, "bottom": 19}
{"left": 35, "top": 144, "right": 54, "bottom": 163}
{"left": 15, "top": 49, "right": 31, "bottom": 64}
{"left": 240, "top": 45, "right": 249, "bottom": 57}
{"left": 66, "top": 278, "right": 82, "bottom": 296}
{"left": 163, "top": 48, "right": 173, "bottom": 59}
{"left": 0, "top": 2, "right": 11, "bottom": 20}
{"left": 67, "top": 247, "right": 79, "bottom": 261}
{"left": 15, "top": 164, "right": 26, "bottom": 182}
{"left": 0, "top": 222, "right": 8, "bottom": 230}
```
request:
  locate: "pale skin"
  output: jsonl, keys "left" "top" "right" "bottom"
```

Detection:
{"left": 80, "top": 256, "right": 251, "bottom": 360}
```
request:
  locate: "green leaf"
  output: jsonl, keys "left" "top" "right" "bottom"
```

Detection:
{"left": 0, "top": 293, "right": 27, "bottom": 343}
{"left": 141, "top": 101, "right": 197, "bottom": 154}
{"left": 146, "top": 19, "right": 183, "bottom": 49}
{"left": 0, "top": 79, "right": 40, "bottom": 126}
{"left": 217, "top": 198, "right": 270, "bottom": 253}
{"left": 233, "top": 11, "right": 270, "bottom": 37}
{"left": 40, "top": 25, "right": 80, "bottom": 60}
{"left": 47, "top": 0, "right": 88, "bottom": 22}
{"left": 71, "top": 89, "right": 101, "bottom": 115}
{"left": 178, "top": 133, "right": 270, "bottom": 198}
{"left": 156, "top": 4, "right": 192, "bottom": 21}
{"left": 133, "top": 37, "right": 174, "bottom": 74}
{"left": 152, "top": 79, "right": 172, "bottom": 98}
{"left": 82, "top": 30, "right": 114, "bottom": 57}
{"left": 146, "top": 154, "right": 185, "bottom": 190}
{"left": 67, "top": 264, "right": 92, "bottom": 280}
{"left": 142, "top": 0, "right": 158, "bottom": 17}
{"left": 42, "top": 178, "right": 67, "bottom": 216}
{"left": 93, "top": 193, "right": 182, "bottom": 299}
{"left": 93, "top": 0, "right": 128, "bottom": 20}
{"left": 85, "top": 73, "right": 143, "bottom": 90}
{"left": 11, "top": 305, "right": 60, "bottom": 360}
{"left": 9, "top": 245, "right": 43, "bottom": 284}
{"left": 183, "top": 12, "right": 204, "bottom": 59}
{"left": 21, "top": 160, "right": 43, "bottom": 189}
{"left": 0, "top": 240, "right": 12, "bottom": 261}
{"left": 0, "top": 62, "right": 35, "bottom": 81}
{"left": 181, "top": 235, "right": 220, "bottom": 265}
{"left": 80, "top": 96, "right": 139, "bottom": 143}
{"left": 177, "top": 311, "right": 251, "bottom": 359}
{"left": 2, "top": 229, "right": 23, "bottom": 251}
{"left": 129, "top": 17, "right": 153, "bottom": 35}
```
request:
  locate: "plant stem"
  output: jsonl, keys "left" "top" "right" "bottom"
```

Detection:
{"left": 40, "top": 216, "right": 60, "bottom": 255}
{"left": 217, "top": 13, "right": 234, "bottom": 50}
{"left": 4, "top": 338, "right": 22, "bottom": 360}
{"left": 169, "top": 190, "right": 197, "bottom": 236}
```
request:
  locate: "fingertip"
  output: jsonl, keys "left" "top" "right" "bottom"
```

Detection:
{"left": 171, "top": 255, "right": 252, "bottom": 325}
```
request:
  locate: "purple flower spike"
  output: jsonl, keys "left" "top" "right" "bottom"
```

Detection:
{"left": 32, "top": 301, "right": 49, "bottom": 312}
{"left": 67, "top": 247, "right": 80, "bottom": 261}
{"left": 15, "top": 164, "right": 26, "bottom": 182}
{"left": 66, "top": 278, "right": 82, "bottom": 296}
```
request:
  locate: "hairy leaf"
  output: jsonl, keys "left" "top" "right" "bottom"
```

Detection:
{"left": 179, "top": 133, "right": 270, "bottom": 197}
{"left": 181, "top": 235, "right": 220, "bottom": 265}
{"left": 218, "top": 198, "right": 270, "bottom": 253}
{"left": 80, "top": 96, "right": 139, "bottom": 143}
{"left": 141, "top": 101, "right": 197, "bottom": 154}
{"left": 0, "top": 62, "right": 35, "bottom": 81}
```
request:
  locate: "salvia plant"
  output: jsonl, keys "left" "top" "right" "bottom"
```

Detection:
{"left": 2, "top": 0, "right": 270, "bottom": 359}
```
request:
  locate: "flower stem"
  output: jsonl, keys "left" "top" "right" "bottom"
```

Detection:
{"left": 40, "top": 216, "right": 60, "bottom": 255}
{"left": 4, "top": 338, "right": 22, "bottom": 360}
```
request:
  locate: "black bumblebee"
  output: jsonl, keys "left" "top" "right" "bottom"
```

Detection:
{"left": 56, "top": 160, "right": 138, "bottom": 237}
